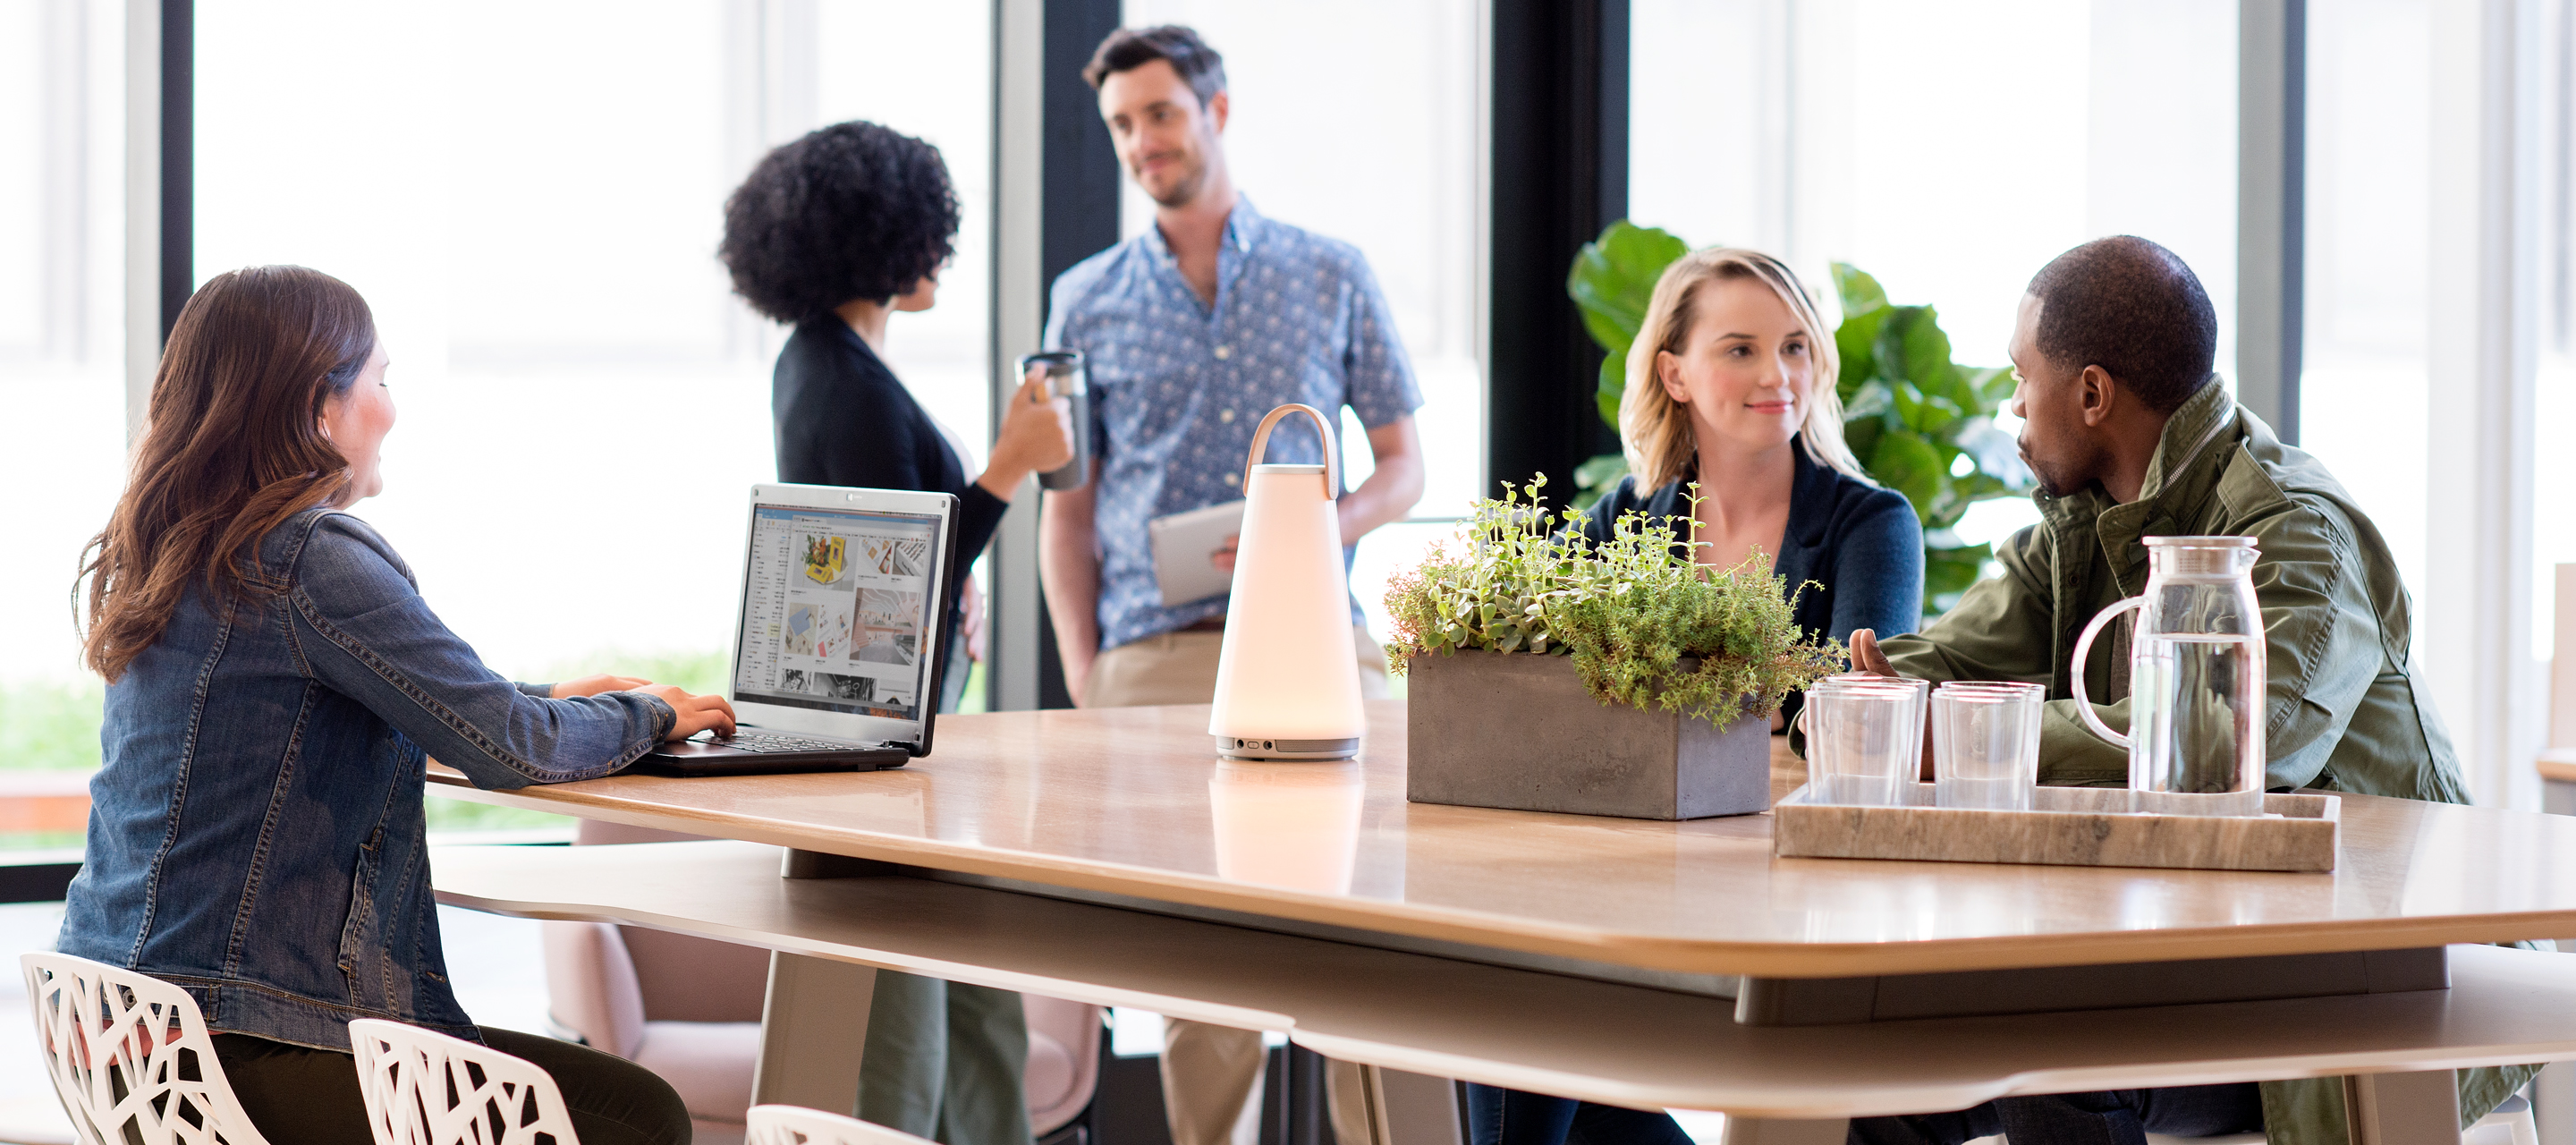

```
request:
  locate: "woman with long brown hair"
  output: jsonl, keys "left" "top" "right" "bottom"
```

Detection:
{"left": 62, "top": 266, "right": 729, "bottom": 1143}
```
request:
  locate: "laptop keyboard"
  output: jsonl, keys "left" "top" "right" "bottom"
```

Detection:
{"left": 697, "top": 732, "right": 870, "bottom": 754}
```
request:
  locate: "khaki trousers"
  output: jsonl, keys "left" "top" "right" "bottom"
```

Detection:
{"left": 1082, "top": 625, "right": 1391, "bottom": 709}
{"left": 1083, "top": 623, "right": 1390, "bottom": 1145}
{"left": 1160, "top": 1022, "right": 1390, "bottom": 1145}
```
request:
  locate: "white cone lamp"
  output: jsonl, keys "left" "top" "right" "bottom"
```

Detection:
{"left": 1208, "top": 404, "right": 1367, "bottom": 760}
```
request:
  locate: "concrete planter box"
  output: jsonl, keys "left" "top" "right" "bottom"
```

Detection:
{"left": 1404, "top": 650, "right": 1771, "bottom": 820}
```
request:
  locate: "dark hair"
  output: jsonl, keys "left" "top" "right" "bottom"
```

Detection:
{"left": 80, "top": 266, "right": 377, "bottom": 681}
{"left": 719, "top": 121, "right": 961, "bottom": 325}
{"left": 2024, "top": 235, "right": 2218, "bottom": 414}
{"left": 1081, "top": 25, "right": 1227, "bottom": 107}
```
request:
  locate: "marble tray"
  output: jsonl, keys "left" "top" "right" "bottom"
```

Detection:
{"left": 1771, "top": 784, "right": 2339, "bottom": 872}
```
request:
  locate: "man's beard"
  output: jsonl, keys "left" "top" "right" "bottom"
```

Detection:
{"left": 2021, "top": 444, "right": 2078, "bottom": 498}
{"left": 1147, "top": 154, "right": 1207, "bottom": 208}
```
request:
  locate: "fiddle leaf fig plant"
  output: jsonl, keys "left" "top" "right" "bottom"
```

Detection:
{"left": 1828, "top": 264, "right": 2035, "bottom": 612}
{"left": 1566, "top": 221, "right": 1691, "bottom": 429}
{"left": 1563, "top": 221, "right": 2036, "bottom": 615}
{"left": 1384, "top": 476, "right": 1846, "bottom": 727}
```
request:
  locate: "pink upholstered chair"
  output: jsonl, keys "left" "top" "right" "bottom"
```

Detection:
{"left": 541, "top": 820, "right": 1102, "bottom": 1145}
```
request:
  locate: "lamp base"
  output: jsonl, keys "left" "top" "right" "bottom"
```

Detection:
{"left": 1213, "top": 735, "right": 1360, "bottom": 761}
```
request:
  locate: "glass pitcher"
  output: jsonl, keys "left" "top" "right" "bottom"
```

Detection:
{"left": 2069, "top": 536, "right": 2267, "bottom": 816}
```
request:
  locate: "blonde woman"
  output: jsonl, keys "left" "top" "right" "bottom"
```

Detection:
{"left": 1466, "top": 250, "right": 1928, "bottom": 1145}
{"left": 1582, "top": 246, "right": 1924, "bottom": 700}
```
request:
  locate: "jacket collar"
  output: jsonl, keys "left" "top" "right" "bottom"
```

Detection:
{"left": 2035, "top": 376, "right": 2244, "bottom": 594}
{"left": 802, "top": 314, "right": 894, "bottom": 374}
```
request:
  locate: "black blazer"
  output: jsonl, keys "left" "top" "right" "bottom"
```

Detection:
{"left": 773, "top": 318, "right": 1006, "bottom": 711}
{"left": 772, "top": 318, "right": 1009, "bottom": 559}
{"left": 1581, "top": 444, "right": 1924, "bottom": 729}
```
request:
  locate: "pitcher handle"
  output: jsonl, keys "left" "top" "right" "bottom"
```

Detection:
{"left": 2068, "top": 596, "right": 2144, "bottom": 749}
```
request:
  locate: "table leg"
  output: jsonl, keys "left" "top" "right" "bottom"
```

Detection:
{"left": 1718, "top": 1117, "right": 1850, "bottom": 1144}
{"left": 2538, "top": 1062, "right": 2574, "bottom": 1144}
{"left": 750, "top": 949, "right": 877, "bottom": 1112}
{"left": 1322, "top": 1062, "right": 1464, "bottom": 1145}
{"left": 2343, "top": 1070, "right": 2462, "bottom": 1144}
{"left": 1370, "top": 1068, "right": 1464, "bottom": 1145}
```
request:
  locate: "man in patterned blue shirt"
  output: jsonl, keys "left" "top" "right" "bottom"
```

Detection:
{"left": 1038, "top": 25, "right": 1426, "bottom": 1145}
{"left": 1039, "top": 24, "right": 1425, "bottom": 715}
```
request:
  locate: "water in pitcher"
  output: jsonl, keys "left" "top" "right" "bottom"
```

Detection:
{"left": 2126, "top": 632, "right": 2264, "bottom": 816}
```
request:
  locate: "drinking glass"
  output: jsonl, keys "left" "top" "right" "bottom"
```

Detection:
{"left": 1930, "top": 681, "right": 2044, "bottom": 810}
{"left": 1806, "top": 679, "right": 1927, "bottom": 807}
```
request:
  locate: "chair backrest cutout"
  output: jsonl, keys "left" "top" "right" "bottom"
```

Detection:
{"left": 349, "top": 1018, "right": 581, "bottom": 1145}
{"left": 746, "top": 1104, "right": 937, "bottom": 1145}
{"left": 21, "top": 951, "right": 275, "bottom": 1145}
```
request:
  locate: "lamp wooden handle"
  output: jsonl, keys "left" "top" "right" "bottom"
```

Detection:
{"left": 1243, "top": 403, "right": 1339, "bottom": 493}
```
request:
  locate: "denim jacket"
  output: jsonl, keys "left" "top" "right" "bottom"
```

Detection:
{"left": 58, "top": 508, "right": 674, "bottom": 1051}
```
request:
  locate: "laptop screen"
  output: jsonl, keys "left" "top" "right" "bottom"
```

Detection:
{"left": 731, "top": 502, "right": 945, "bottom": 725}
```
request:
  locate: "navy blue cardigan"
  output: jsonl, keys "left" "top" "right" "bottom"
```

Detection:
{"left": 1580, "top": 445, "right": 1923, "bottom": 729}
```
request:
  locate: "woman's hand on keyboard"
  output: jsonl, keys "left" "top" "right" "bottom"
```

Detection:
{"left": 632, "top": 684, "right": 739, "bottom": 741}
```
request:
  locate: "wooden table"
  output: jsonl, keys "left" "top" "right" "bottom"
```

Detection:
{"left": 428, "top": 701, "right": 2576, "bottom": 1142}
{"left": 2542, "top": 751, "right": 2576, "bottom": 816}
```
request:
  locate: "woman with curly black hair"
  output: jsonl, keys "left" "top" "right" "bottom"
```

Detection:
{"left": 723, "top": 119, "right": 1072, "bottom": 709}
{"left": 720, "top": 120, "right": 1066, "bottom": 1145}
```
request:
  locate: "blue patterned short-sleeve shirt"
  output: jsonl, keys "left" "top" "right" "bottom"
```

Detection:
{"left": 1045, "top": 198, "right": 1423, "bottom": 651}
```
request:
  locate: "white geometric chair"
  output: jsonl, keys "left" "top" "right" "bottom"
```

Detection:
{"left": 349, "top": 1018, "right": 580, "bottom": 1145}
{"left": 744, "top": 1105, "right": 936, "bottom": 1145}
{"left": 21, "top": 952, "right": 274, "bottom": 1145}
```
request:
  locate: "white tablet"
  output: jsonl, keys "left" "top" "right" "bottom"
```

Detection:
{"left": 1148, "top": 499, "right": 1247, "bottom": 607}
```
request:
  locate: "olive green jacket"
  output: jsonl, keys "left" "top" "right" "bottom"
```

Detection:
{"left": 1880, "top": 379, "right": 2531, "bottom": 1142}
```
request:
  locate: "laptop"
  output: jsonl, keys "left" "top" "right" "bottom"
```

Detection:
{"left": 632, "top": 483, "right": 961, "bottom": 776}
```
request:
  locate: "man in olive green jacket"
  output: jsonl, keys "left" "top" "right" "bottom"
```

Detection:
{"left": 1843, "top": 237, "right": 2532, "bottom": 1145}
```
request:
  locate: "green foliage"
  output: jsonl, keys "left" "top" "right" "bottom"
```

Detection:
{"left": 1563, "top": 222, "right": 2036, "bottom": 615}
{"left": 1566, "top": 221, "right": 1692, "bottom": 430}
{"left": 425, "top": 797, "right": 573, "bottom": 835}
{"left": 0, "top": 678, "right": 104, "bottom": 773}
{"left": 1827, "top": 265, "right": 2036, "bottom": 612}
{"left": 1571, "top": 454, "right": 1633, "bottom": 512}
{"left": 1383, "top": 477, "right": 1845, "bottom": 726}
{"left": 532, "top": 649, "right": 730, "bottom": 696}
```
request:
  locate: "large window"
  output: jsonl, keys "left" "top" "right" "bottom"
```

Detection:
{"left": 192, "top": 0, "right": 993, "bottom": 703}
{"left": 2529, "top": 0, "right": 2576, "bottom": 662}
{"left": 1116, "top": 0, "right": 1485, "bottom": 650}
{"left": 2298, "top": 0, "right": 2432, "bottom": 611}
{"left": 197, "top": 0, "right": 761, "bottom": 700}
{"left": 190, "top": 1, "right": 996, "bottom": 825}
{"left": 1631, "top": 0, "right": 2240, "bottom": 553}
{"left": 816, "top": 2, "right": 996, "bottom": 478}
{"left": 0, "top": 0, "right": 125, "bottom": 830}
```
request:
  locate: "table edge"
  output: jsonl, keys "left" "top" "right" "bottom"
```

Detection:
{"left": 427, "top": 771, "right": 2576, "bottom": 978}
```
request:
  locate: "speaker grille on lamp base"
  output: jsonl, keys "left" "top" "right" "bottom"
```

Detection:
{"left": 1215, "top": 736, "right": 1360, "bottom": 760}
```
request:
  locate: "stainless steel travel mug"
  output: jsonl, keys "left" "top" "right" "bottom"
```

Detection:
{"left": 1020, "top": 351, "right": 1090, "bottom": 491}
